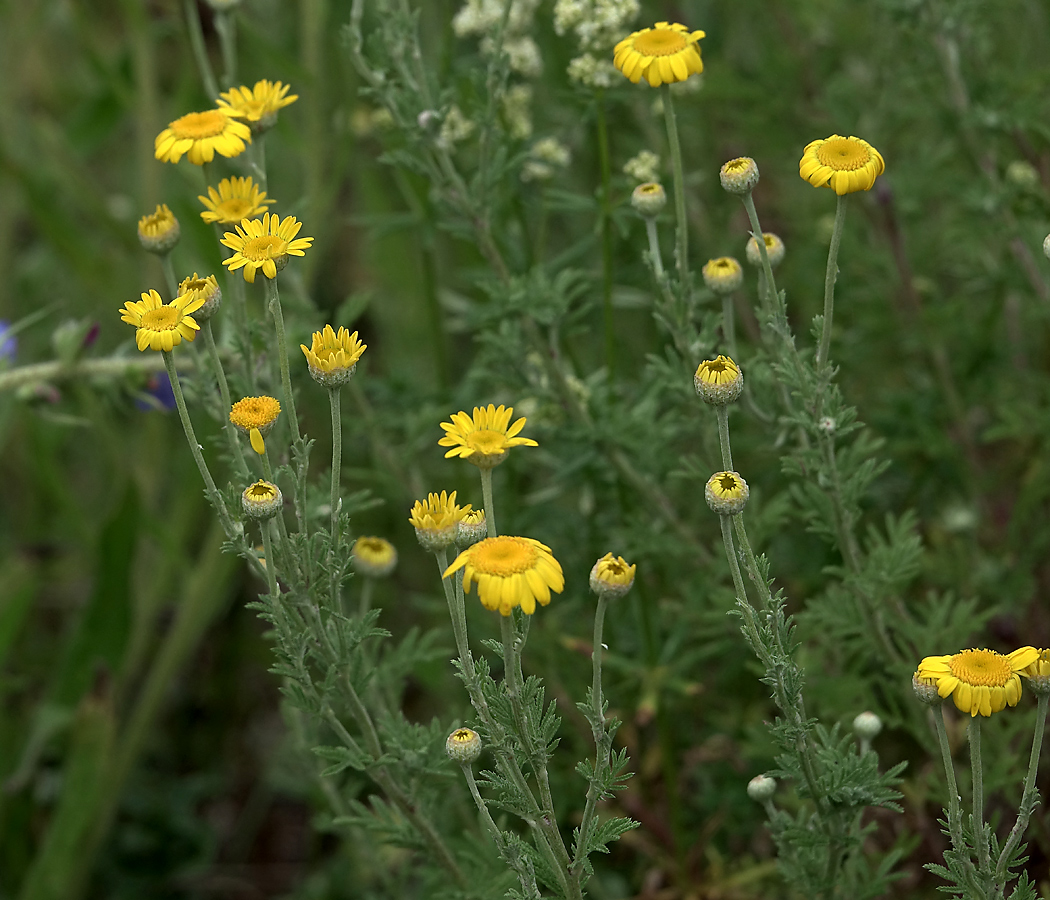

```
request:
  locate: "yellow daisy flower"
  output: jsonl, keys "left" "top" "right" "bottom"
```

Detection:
{"left": 230, "top": 395, "right": 281, "bottom": 455}
{"left": 154, "top": 108, "right": 251, "bottom": 165}
{"left": 916, "top": 647, "right": 1040, "bottom": 717}
{"left": 198, "top": 176, "right": 275, "bottom": 225}
{"left": 120, "top": 289, "right": 205, "bottom": 353}
{"left": 137, "top": 204, "right": 180, "bottom": 254}
{"left": 443, "top": 535, "right": 564, "bottom": 617}
{"left": 409, "top": 490, "right": 472, "bottom": 551}
{"left": 438, "top": 404, "right": 538, "bottom": 469}
{"left": 589, "top": 552, "right": 636, "bottom": 598}
{"left": 613, "top": 22, "right": 705, "bottom": 87}
{"left": 221, "top": 212, "right": 313, "bottom": 284}
{"left": 799, "top": 135, "right": 885, "bottom": 196}
{"left": 300, "top": 325, "right": 367, "bottom": 387}
{"left": 352, "top": 536, "right": 398, "bottom": 578}
{"left": 694, "top": 355, "right": 744, "bottom": 406}
{"left": 217, "top": 80, "right": 298, "bottom": 131}
{"left": 242, "top": 480, "right": 282, "bottom": 519}
{"left": 177, "top": 273, "right": 221, "bottom": 322}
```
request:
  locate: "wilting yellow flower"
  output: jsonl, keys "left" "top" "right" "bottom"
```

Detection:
{"left": 613, "top": 22, "right": 705, "bottom": 87}
{"left": 701, "top": 257, "right": 743, "bottom": 295}
{"left": 589, "top": 553, "right": 636, "bottom": 598}
{"left": 443, "top": 535, "right": 564, "bottom": 616}
{"left": 177, "top": 273, "right": 222, "bottom": 322}
{"left": 120, "top": 289, "right": 205, "bottom": 352}
{"left": 439, "top": 404, "right": 538, "bottom": 469}
{"left": 137, "top": 204, "right": 180, "bottom": 254}
{"left": 352, "top": 536, "right": 398, "bottom": 578}
{"left": 217, "top": 80, "right": 298, "bottom": 131}
{"left": 154, "top": 108, "right": 251, "bottom": 165}
{"left": 221, "top": 213, "right": 313, "bottom": 283}
{"left": 300, "top": 325, "right": 367, "bottom": 387}
{"left": 242, "top": 480, "right": 282, "bottom": 519}
{"left": 745, "top": 233, "right": 785, "bottom": 268}
{"left": 705, "top": 470, "right": 749, "bottom": 515}
{"left": 198, "top": 176, "right": 275, "bottom": 225}
{"left": 694, "top": 355, "right": 744, "bottom": 406}
{"left": 409, "top": 491, "right": 471, "bottom": 551}
{"left": 799, "top": 135, "right": 885, "bottom": 196}
{"left": 230, "top": 395, "right": 281, "bottom": 455}
{"left": 916, "top": 647, "right": 1039, "bottom": 717}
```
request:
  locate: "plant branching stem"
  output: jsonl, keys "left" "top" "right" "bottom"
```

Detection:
{"left": 264, "top": 277, "right": 300, "bottom": 442}
{"left": 202, "top": 320, "right": 249, "bottom": 482}
{"left": 816, "top": 194, "right": 849, "bottom": 371}
{"left": 661, "top": 85, "right": 689, "bottom": 292}
{"left": 996, "top": 693, "right": 1049, "bottom": 882}
{"left": 969, "top": 717, "right": 989, "bottom": 870}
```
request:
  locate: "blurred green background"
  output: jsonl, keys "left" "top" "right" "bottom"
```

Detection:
{"left": 3, "top": 0, "right": 1050, "bottom": 897}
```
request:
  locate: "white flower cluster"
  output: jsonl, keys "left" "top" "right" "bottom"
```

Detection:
{"left": 454, "top": 0, "right": 544, "bottom": 77}
{"left": 554, "top": 0, "right": 639, "bottom": 87}
{"left": 502, "top": 85, "right": 534, "bottom": 140}
{"left": 521, "top": 137, "right": 572, "bottom": 182}
{"left": 622, "top": 149, "right": 660, "bottom": 184}
{"left": 438, "top": 105, "right": 475, "bottom": 148}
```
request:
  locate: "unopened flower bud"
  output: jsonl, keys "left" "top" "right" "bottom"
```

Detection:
{"left": 705, "top": 471, "right": 749, "bottom": 516}
{"left": 747, "top": 774, "right": 776, "bottom": 802}
{"left": 720, "top": 157, "right": 760, "bottom": 194}
{"left": 746, "top": 233, "right": 785, "bottom": 268}
{"left": 352, "top": 536, "right": 398, "bottom": 578}
{"left": 853, "top": 711, "right": 882, "bottom": 741}
{"left": 1043, "top": 234, "right": 1050, "bottom": 260}
{"left": 911, "top": 672, "right": 942, "bottom": 706}
{"left": 178, "top": 273, "right": 222, "bottom": 322}
{"left": 1022, "top": 649, "right": 1050, "bottom": 696}
{"left": 446, "top": 727, "right": 482, "bottom": 763}
{"left": 631, "top": 182, "right": 666, "bottom": 218}
{"left": 702, "top": 257, "right": 743, "bottom": 294}
{"left": 457, "top": 509, "right": 488, "bottom": 547}
{"left": 137, "top": 204, "right": 181, "bottom": 255}
{"left": 695, "top": 355, "right": 744, "bottom": 406}
{"left": 242, "top": 480, "right": 282, "bottom": 519}
{"left": 589, "top": 552, "right": 636, "bottom": 598}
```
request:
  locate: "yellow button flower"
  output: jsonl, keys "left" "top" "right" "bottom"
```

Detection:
{"left": 439, "top": 404, "right": 538, "bottom": 469}
{"left": 409, "top": 491, "right": 471, "bottom": 552}
{"left": 119, "top": 289, "right": 205, "bottom": 353}
{"left": 300, "top": 325, "right": 367, "bottom": 387}
{"left": 137, "top": 204, "right": 180, "bottom": 254}
{"left": 443, "top": 535, "right": 564, "bottom": 616}
{"left": 230, "top": 396, "right": 281, "bottom": 455}
{"left": 351, "top": 536, "right": 398, "bottom": 578}
{"left": 614, "top": 21, "right": 705, "bottom": 87}
{"left": 695, "top": 355, "right": 744, "bottom": 406}
{"left": 217, "top": 80, "right": 298, "bottom": 131}
{"left": 916, "top": 647, "right": 1040, "bottom": 717}
{"left": 701, "top": 257, "right": 743, "bottom": 295}
{"left": 221, "top": 213, "right": 313, "bottom": 284}
{"left": 799, "top": 135, "right": 885, "bottom": 196}
{"left": 589, "top": 552, "right": 636, "bottom": 598}
{"left": 705, "top": 470, "right": 749, "bottom": 515}
{"left": 154, "top": 108, "right": 251, "bottom": 165}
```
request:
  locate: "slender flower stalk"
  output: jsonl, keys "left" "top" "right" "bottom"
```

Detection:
{"left": 328, "top": 387, "right": 342, "bottom": 540}
{"left": 645, "top": 218, "right": 665, "bottom": 280}
{"left": 661, "top": 84, "right": 690, "bottom": 291}
{"left": 715, "top": 406, "right": 733, "bottom": 471}
{"left": 480, "top": 468, "right": 497, "bottom": 538}
{"left": 931, "top": 708, "right": 964, "bottom": 843}
{"left": 160, "top": 255, "right": 178, "bottom": 300}
{"left": 260, "top": 523, "right": 279, "bottom": 599}
{"left": 996, "top": 693, "right": 1049, "bottom": 880}
{"left": 264, "top": 277, "right": 300, "bottom": 442}
{"left": 161, "top": 351, "right": 234, "bottom": 535}
{"left": 816, "top": 194, "right": 849, "bottom": 371}
{"left": 969, "top": 718, "right": 989, "bottom": 869}
{"left": 722, "top": 293, "right": 737, "bottom": 359}
{"left": 214, "top": 9, "right": 238, "bottom": 88}
{"left": 181, "top": 0, "right": 219, "bottom": 101}
{"left": 596, "top": 92, "right": 615, "bottom": 374}
{"left": 741, "top": 193, "right": 779, "bottom": 314}
{"left": 201, "top": 320, "right": 249, "bottom": 481}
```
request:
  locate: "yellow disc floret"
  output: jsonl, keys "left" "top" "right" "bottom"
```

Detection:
{"left": 230, "top": 395, "right": 282, "bottom": 455}
{"left": 443, "top": 535, "right": 564, "bottom": 616}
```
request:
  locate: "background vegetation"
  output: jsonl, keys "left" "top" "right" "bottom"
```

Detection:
{"left": 2, "top": 0, "right": 1050, "bottom": 897}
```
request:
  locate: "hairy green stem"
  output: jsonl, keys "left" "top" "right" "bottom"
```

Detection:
{"left": 661, "top": 84, "right": 689, "bottom": 292}
{"left": 721, "top": 291, "right": 738, "bottom": 359}
{"left": 181, "top": 0, "right": 218, "bottom": 100}
{"left": 741, "top": 193, "right": 779, "bottom": 315}
{"left": 264, "top": 277, "right": 300, "bottom": 441}
{"left": 160, "top": 253, "right": 178, "bottom": 300}
{"left": 202, "top": 320, "right": 249, "bottom": 482}
{"left": 328, "top": 387, "right": 342, "bottom": 541}
{"left": 715, "top": 405, "right": 734, "bottom": 471}
{"left": 162, "top": 350, "right": 234, "bottom": 535}
{"left": 358, "top": 577, "right": 375, "bottom": 618}
{"left": 816, "top": 194, "right": 849, "bottom": 371}
{"left": 969, "top": 717, "right": 989, "bottom": 870}
{"left": 645, "top": 218, "right": 665, "bottom": 280}
{"left": 996, "top": 692, "right": 1049, "bottom": 882}
{"left": 480, "top": 466, "right": 497, "bottom": 538}
{"left": 260, "top": 522, "right": 279, "bottom": 599}
{"left": 436, "top": 549, "right": 472, "bottom": 672}
{"left": 214, "top": 9, "right": 237, "bottom": 88}
{"left": 932, "top": 706, "right": 964, "bottom": 844}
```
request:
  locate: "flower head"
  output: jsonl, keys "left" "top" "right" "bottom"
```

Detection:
{"left": 719, "top": 157, "right": 759, "bottom": 195}
{"left": 177, "top": 273, "right": 222, "bottom": 322}
{"left": 446, "top": 727, "right": 482, "bottom": 764}
{"left": 614, "top": 22, "right": 705, "bottom": 87}
{"left": 230, "top": 395, "right": 281, "bottom": 455}
{"left": 747, "top": 775, "right": 776, "bottom": 802}
{"left": 705, "top": 470, "right": 749, "bottom": 515}
{"left": 242, "top": 480, "right": 282, "bottom": 519}
{"left": 701, "top": 257, "right": 743, "bottom": 295}
{"left": 198, "top": 176, "right": 275, "bottom": 225}
{"left": 1022, "top": 649, "right": 1050, "bottom": 696}
{"left": 409, "top": 491, "right": 471, "bottom": 552}
{"left": 439, "top": 404, "right": 538, "bottom": 469}
{"left": 217, "top": 80, "right": 298, "bottom": 132}
{"left": 746, "top": 233, "right": 785, "bottom": 268}
{"left": 352, "top": 536, "right": 398, "bottom": 578}
{"left": 443, "top": 535, "right": 564, "bottom": 616}
{"left": 916, "top": 647, "right": 1040, "bottom": 717}
{"left": 589, "top": 552, "right": 636, "bottom": 598}
{"left": 695, "top": 355, "right": 744, "bottom": 405}
{"left": 912, "top": 671, "right": 942, "bottom": 705}
{"left": 457, "top": 509, "right": 488, "bottom": 547}
{"left": 300, "top": 325, "right": 367, "bottom": 388}
{"left": 631, "top": 182, "right": 667, "bottom": 218}
{"left": 120, "top": 289, "right": 205, "bottom": 353}
{"left": 221, "top": 213, "right": 313, "bottom": 283}
{"left": 137, "top": 204, "right": 180, "bottom": 254}
{"left": 154, "top": 108, "right": 251, "bottom": 165}
{"left": 799, "top": 135, "right": 885, "bottom": 196}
